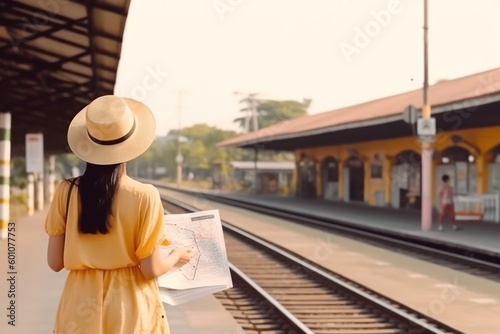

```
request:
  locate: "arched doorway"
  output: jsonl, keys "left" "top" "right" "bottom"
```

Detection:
{"left": 391, "top": 150, "right": 421, "bottom": 209}
{"left": 322, "top": 156, "right": 339, "bottom": 200}
{"left": 344, "top": 156, "right": 364, "bottom": 202}
{"left": 487, "top": 145, "right": 500, "bottom": 193}
{"left": 436, "top": 146, "right": 476, "bottom": 205}
{"left": 297, "top": 153, "right": 317, "bottom": 198}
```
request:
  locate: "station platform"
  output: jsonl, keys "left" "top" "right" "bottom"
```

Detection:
{"left": 159, "top": 186, "right": 500, "bottom": 334}
{"left": 215, "top": 192, "right": 500, "bottom": 258}
{"left": 0, "top": 207, "right": 244, "bottom": 334}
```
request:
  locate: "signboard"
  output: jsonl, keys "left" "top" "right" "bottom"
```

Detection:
{"left": 26, "top": 133, "right": 44, "bottom": 173}
{"left": 417, "top": 117, "right": 436, "bottom": 136}
{"left": 402, "top": 105, "right": 418, "bottom": 125}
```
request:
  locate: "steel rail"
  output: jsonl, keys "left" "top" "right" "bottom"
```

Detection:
{"left": 158, "top": 184, "right": 500, "bottom": 272}
{"left": 229, "top": 263, "right": 315, "bottom": 334}
{"left": 161, "top": 193, "right": 461, "bottom": 334}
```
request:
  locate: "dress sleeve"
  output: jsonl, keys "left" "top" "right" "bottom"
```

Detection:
{"left": 135, "top": 186, "right": 167, "bottom": 260}
{"left": 45, "top": 181, "right": 69, "bottom": 236}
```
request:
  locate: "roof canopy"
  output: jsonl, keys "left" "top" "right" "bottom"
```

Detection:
{"left": 0, "top": 0, "right": 131, "bottom": 156}
{"left": 230, "top": 161, "right": 294, "bottom": 171}
{"left": 219, "top": 67, "right": 500, "bottom": 151}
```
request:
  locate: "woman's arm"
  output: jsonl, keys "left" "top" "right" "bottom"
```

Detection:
{"left": 47, "top": 235, "right": 65, "bottom": 272}
{"left": 140, "top": 246, "right": 193, "bottom": 280}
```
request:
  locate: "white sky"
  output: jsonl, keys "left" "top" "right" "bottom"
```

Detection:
{"left": 114, "top": 0, "right": 500, "bottom": 136}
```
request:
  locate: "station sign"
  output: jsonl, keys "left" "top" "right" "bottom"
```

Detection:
{"left": 417, "top": 117, "right": 436, "bottom": 136}
{"left": 26, "top": 133, "right": 44, "bottom": 173}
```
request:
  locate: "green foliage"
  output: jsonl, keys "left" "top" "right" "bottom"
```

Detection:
{"left": 258, "top": 99, "right": 311, "bottom": 128}
{"left": 10, "top": 154, "right": 84, "bottom": 188}
{"left": 234, "top": 98, "right": 311, "bottom": 132}
{"left": 55, "top": 153, "right": 86, "bottom": 178}
{"left": 130, "top": 99, "right": 307, "bottom": 181}
{"left": 11, "top": 194, "right": 27, "bottom": 205}
{"left": 132, "top": 124, "right": 247, "bottom": 180}
{"left": 10, "top": 157, "right": 28, "bottom": 188}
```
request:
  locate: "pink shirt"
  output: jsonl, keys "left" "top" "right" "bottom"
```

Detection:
{"left": 439, "top": 183, "right": 454, "bottom": 205}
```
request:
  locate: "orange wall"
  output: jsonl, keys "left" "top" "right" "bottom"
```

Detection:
{"left": 295, "top": 125, "right": 500, "bottom": 206}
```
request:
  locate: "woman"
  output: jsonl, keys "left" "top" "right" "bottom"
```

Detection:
{"left": 438, "top": 174, "right": 459, "bottom": 231}
{"left": 45, "top": 95, "right": 193, "bottom": 333}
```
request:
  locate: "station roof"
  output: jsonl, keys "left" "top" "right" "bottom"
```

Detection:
{"left": 0, "top": 0, "right": 131, "bottom": 156}
{"left": 230, "top": 161, "right": 294, "bottom": 171}
{"left": 219, "top": 67, "right": 500, "bottom": 151}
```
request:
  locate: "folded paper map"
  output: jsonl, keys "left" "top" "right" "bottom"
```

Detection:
{"left": 158, "top": 209, "right": 233, "bottom": 305}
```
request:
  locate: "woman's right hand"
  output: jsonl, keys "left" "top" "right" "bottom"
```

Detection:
{"left": 141, "top": 245, "right": 195, "bottom": 280}
{"left": 173, "top": 247, "right": 194, "bottom": 267}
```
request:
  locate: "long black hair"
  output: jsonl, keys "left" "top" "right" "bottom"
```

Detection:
{"left": 76, "top": 163, "right": 124, "bottom": 234}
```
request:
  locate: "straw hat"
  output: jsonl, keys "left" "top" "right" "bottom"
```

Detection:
{"left": 67, "top": 95, "right": 156, "bottom": 165}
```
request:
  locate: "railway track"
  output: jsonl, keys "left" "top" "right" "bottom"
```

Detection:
{"left": 162, "top": 196, "right": 462, "bottom": 334}
{"left": 157, "top": 184, "right": 500, "bottom": 283}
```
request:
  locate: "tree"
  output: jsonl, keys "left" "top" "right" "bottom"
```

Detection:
{"left": 173, "top": 124, "right": 244, "bottom": 170}
{"left": 234, "top": 97, "right": 311, "bottom": 132}
{"left": 133, "top": 124, "right": 248, "bottom": 181}
{"left": 55, "top": 153, "right": 85, "bottom": 178}
{"left": 11, "top": 157, "right": 28, "bottom": 188}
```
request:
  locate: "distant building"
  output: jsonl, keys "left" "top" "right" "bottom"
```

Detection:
{"left": 219, "top": 67, "right": 500, "bottom": 222}
{"left": 229, "top": 161, "right": 294, "bottom": 194}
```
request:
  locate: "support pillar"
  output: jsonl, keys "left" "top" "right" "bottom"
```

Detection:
{"left": 175, "top": 154, "right": 183, "bottom": 187}
{"left": 475, "top": 154, "right": 488, "bottom": 194}
{"left": 420, "top": 0, "right": 433, "bottom": 231}
{"left": 291, "top": 159, "right": 298, "bottom": 196}
{"left": 45, "top": 155, "right": 56, "bottom": 202}
{"left": 383, "top": 157, "right": 393, "bottom": 206}
{"left": 27, "top": 174, "right": 34, "bottom": 215}
{"left": 316, "top": 160, "right": 322, "bottom": 198}
{"left": 421, "top": 143, "right": 433, "bottom": 231}
{"left": 253, "top": 148, "right": 259, "bottom": 195}
{"left": 0, "top": 113, "right": 10, "bottom": 239}
{"left": 35, "top": 172, "right": 44, "bottom": 210}
{"left": 338, "top": 161, "right": 344, "bottom": 200}
{"left": 364, "top": 159, "right": 370, "bottom": 203}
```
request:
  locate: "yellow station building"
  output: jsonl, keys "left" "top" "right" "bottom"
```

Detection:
{"left": 219, "top": 67, "right": 500, "bottom": 221}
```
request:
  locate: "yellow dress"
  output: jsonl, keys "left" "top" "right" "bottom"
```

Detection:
{"left": 45, "top": 175, "right": 169, "bottom": 334}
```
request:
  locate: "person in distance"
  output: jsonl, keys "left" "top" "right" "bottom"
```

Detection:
{"left": 437, "top": 174, "right": 460, "bottom": 231}
{"left": 45, "top": 95, "right": 193, "bottom": 333}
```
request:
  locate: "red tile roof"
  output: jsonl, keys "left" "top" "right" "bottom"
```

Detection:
{"left": 219, "top": 67, "right": 500, "bottom": 147}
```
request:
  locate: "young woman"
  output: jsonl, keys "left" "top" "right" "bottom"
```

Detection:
{"left": 45, "top": 95, "right": 193, "bottom": 333}
{"left": 438, "top": 174, "right": 459, "bottom": 231}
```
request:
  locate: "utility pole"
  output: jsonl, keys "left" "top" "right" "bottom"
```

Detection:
{"left": 234, "top": 92, "right": 261, "bottom": 194}
{"left": 419, "top": 0, "right": 435, "bottom": 231}
{"left": 175, "top": 90, "right": 184, "bottom": 187}
{"left": 249, "top": 93, "right": 259, "bottom": 132}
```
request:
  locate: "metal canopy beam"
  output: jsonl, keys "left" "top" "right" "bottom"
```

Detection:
{"left": 0, "top": 0, "right": 132, "bottom": 157}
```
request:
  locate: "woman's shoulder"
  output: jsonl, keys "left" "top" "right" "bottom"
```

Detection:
{"left": 120, "top": 176, "right": 160, "bottom": 197}
{"left": 54, "top": 178, "right": 77, "bottom": 193}
{"left": 46, "top": 178, "right": 78, "bottom": 205}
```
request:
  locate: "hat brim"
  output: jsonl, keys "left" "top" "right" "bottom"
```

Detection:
{"left": 67, "top": 98, "right": 156, "bottom": 165}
